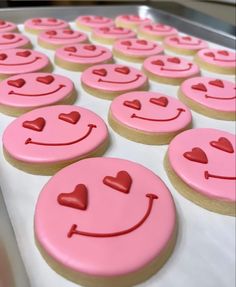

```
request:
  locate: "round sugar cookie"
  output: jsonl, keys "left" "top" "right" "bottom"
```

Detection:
{"left": 194, "top": 48, "right": 236, "bottom": 74}
{"left": 55, "top": 44, "right": 113, "bottom": 71}
{"left": 0, "top": 73, "right": 76, "bottom": 116}
{"left": 0, "top": 33, "right": 31, "bottom": 50}
{"left": 112, "top": 38, "right": 164, "bottom": 63}
{"left": 91, "top": 26, "right": 136, "bottom": 45}
{"left": 115, "top": 14, "right": 152, "bottom": 30}
{"left": 165, "top": 128, "right": 236, "bottom": 216}
{"left": 0, "top": 19, "right": 18, "bottom": 33}
{"left": 178, "top": 77, "right": 236, "bottom": 121}
{"left": 142, "top": 55, "right": 200, "bottom": 85}
{"left": 0, "top": 49, "right": 51, "bottom": 80}
{"left": 137, "top": 23, "right": 178, "bottom": 41}
{"left": 38, "top": 29, "right": 88, "bottom": 50}
{"left": 3, "top": 105, "right": 109, "bottom": 175}
{"left": 24, "top": 17, "right": 69, "bottom": 34}
{"left": 34, "top": 157, "right": 177, "bottom": 287}
{"left": 164, "top": 35, "right": 208, "bottom": 55}
{"left": 75, "top": 15, "right": 114, "bottom": 32}
{"left": 109, "top": 91, "right": 192, "bottom": 144}
{"left": 81, "top": 64, "right": 148, "bottom": 100}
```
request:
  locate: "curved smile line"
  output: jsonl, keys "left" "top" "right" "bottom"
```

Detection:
{"left": 98, "top": 74, "right": 142, "bottom": 84}
{"left": 0, "top": 38, "right": 22, "bottom": 45}
{"left": 160, "top": 63, "right": 192, "bottom": 72}
{"left": 127, "top": 45, "right": 156, "bottom": 51}
{"left": 0, "top": 24, "right": 10, "bottom": 29}
{"left": 0, "top": 57, "right": 41, "bottom": 66}
{"left": 68, "top": 51, "right": 105, "bottom": 58}
{"left": 131, "top": 108, "right": 185, "bottom": 122}
{"left": 205, "top": 94, "right": 236, "bottom": 100}
{"left": 25, "top": 124, "right": 96, "bottom": 146}
{"left": 67, "top": 193, "right": 158, "bottom": 238}
{"left": 9, "top": 84, "right": 65, "bottom": 96}
{"left": 205, "top": 171, "right": 236, "bottom": 180}
{"left": 49, "top": 35, "right": 81, "bottom": 40}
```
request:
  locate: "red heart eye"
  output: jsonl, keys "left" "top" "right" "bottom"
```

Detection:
{"left": 63, "top": 30, "right": 74, "bottom": 34}
{"left": 0, "top": 20, "right": 6, "bottom": 25}
{"left": 64, "top": 46, "right": 77, "bottom": 52}
{"left": 191, "top": 83, "right": 207, "bottom": 92}
{"left": 7, "top": 78, "right": 26, "bottom": 88}
{"left": 167, "top": 57, "right": 180, "bottom": 64}
{"left": 183, "top": 147, "right": 208, "bottom": 164}
{"left": 218, "top": 50, "right": 229, "bottom": 56}
{"left": 16, "top": 51, "right": 31, "bottom": 57}
{"left": 150, "top": 97, "right": 168, "bottom": 107}
{"left": 0, "top": 53, "right": 7, "bottom": 60}
{"left": 58, "top": 111, "right": 81, "bottom": 124}
{"left": 209, "top": 79, "right": 224, "bottom": 88}
{"left": 103, "top": 170, "right": 132, "bottom": 193}
{"left": 46, "top": 30, "right": 57, "bottom": 36}
{"left": 145, "top": 25, "right": 153, "bottom": 30}
{"left": 94, "top": 16, "right": 103, "bottom": 20}
{"left": 171, "top": 37, "right": 179, "bottom": 42}
{"left": 100, "top": 27, "right": 109, "bottom": 32}
{"left": 47, "top": 18, "right": 57, "bottom": 23}
{"left": 182, "top": 36, "right": 192, "bottom": 41}
{"left": 84, "top": 45, "right": 96, "bottom": 51}
{"left": 115, "top": 66, "right": 130, "bottom": 74}
{"left": 22, "top": 117, "right": 46, "bottom": 132}
{"left": 82, "top": 16, "right": 90, "bottom": 21}
{"left": 210, "top": 137, "right": 234, "bottom": 153}
{"left": 93, "top": 68, "right": 107, "bottom": 77}
{"left": 36, "top": 75, "right": 54, "bottom": 85}
{"left": 2, "top": 34, "right": 15, "bottom": 39}
{"left": 123, "top": 99, "right": 141, "bottom": 110}
{"left": 151, "top": 59, "right": 164, "bottom": 66}
{"left": 121, "top": 40, "right": 132, "bottom": 46}
{"left": 204, "top": 52, "right": 214, "bottom": 57}
{"left": 136, "top": 39, "right": 147, "bottom": 45}
{"left": 32, "top": 18, "right": 42, "bottom": 24}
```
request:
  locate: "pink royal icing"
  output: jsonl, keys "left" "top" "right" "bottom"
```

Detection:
{"left": 3, "top": 105, "right": 108, "bottom": 164}
{"left": 110, "top": 91, "right": 192, "bottom": 133}
{"left": 164, "top": 35, "right": 208, "bottom": 51}
{"left": 168, "top": 128, "right": 236, "bottom": 201}
{"left": 139, "top": 23, "right": 178, "bottom": 37}
{"left": 92, "top": 26, "right": 136, "bottom": 40}
{"left": 24, "top": 17, "right": 69, "bottom": 31}
{"left": 197, "top": 48, "right": 236, "bottom": 68}
{"left": 56, "top": 44, "right": 112, "bottom": 65}
{"left": 143, "top": 55, "right": 199, "bottom": 79}
{"left": 76, "top": 15, "right": 114, "bottom": 29}
{"left": 180, "top": 77, "right": 236, "bottom": 112}
{"left": 0, "top": 19, "right": 17, "bottom": 33}
{"left": 116, "top": 14, "right": 152, "bottom": 25}
{"left": 0, "top": 32, "right": 30, "bottom": 50}
{"left": 35, "top": 157, "right": 176, "bottom": 276}
{"left": 0, "top": 72, "right": 74, "bottom": 109}
{"left": 0, "top": 49, "right": 49, "bottom": 76}
{"left": 81, "top": 64, "right": 147, "bottom": 92}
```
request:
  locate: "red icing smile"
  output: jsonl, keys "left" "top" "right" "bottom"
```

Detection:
{"left": 98, "top": 74, "right": 142, "bottom": 84}
{"left": 160, "top": 63, "right": 192, "bottom": 72}
{"left": 204, "top": 171, "right": 236, "bottom": 181}
{"left": 0, "top": 38, "right": 22, "bottom": 45}
{"left": 0, "top": 57, "right": 41, "bottom": 66}
{"left": 9, "top": 84, "right": 65, "bottom": 96}
{"left": 68, "top": 51, "right": 106, "bottom": 58}
{"left": 131, "top": 108, "right": 185, "bottom": 121}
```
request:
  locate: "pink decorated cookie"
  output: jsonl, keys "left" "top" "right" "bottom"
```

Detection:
{"left": 0, "top": 19, "right": 18, "bottom": 33}
{"left": 0, "top": 73, "right": 75, "bottom": 116}
{"left": 24, "top": 17, "right": 69, "bottom": 34}
{"left": 55, "top": 44, "right": 113, "bottom": 71}
{"left": 0, "top": 49, "right": 50, "bottom": 80}
{"left": 164, "top": 35, "right": 208, "bottom": 55}
{"left": 81, "top": 64, "right": 148, "bottom": 100}
{"left": 138, "top": 23, "right": 178, "bottom": 41}
{"left": 109, "top": 91, "right": 192, "bottom": 144}
{"left": 115, "top": 14, "right": 152, "bottom": 30}
{"left": 0, "top": 32, "right": 31, "bottom": 50}
{"left": 165, "top": 128, "right": 236, "bottom": 216}
{"left": 142, "top": 55, "right": 200, "bottom": 85}
{"left": 113, "top": 38, "right": 164, "bottom": 63}
{"left": 91, "top": 26, "right": 136, "bottom": 45}
{"left": 179, "top": 77, "right": 236, "bottom": 121}
{"left": 35, "top": 157, "right": 177, "bottom": 286}
{"left": 3, "top": 105, "right": 109, "bottom": 175}
{"left": 195, "top": 48, "right": 236, "bottom": 74}
{"left": 38, "top": 29, "right": 88, "bottom": 50}
{"left": 76, "top": 15, "right": 114, "bottom": 32}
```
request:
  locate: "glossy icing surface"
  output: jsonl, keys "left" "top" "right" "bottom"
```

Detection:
{"left": 168, "top": 128, "right": 236, "bottom": 201}
{"left": 3, "top": 105, "right": 108, "bottom": 163}
{"left": 76, "top": 15, "right": 114, "bottom": 29}
{"left": 24, "top": 17, "right": 69, "bottom": 31}
{"left": 0, "top": 19, "right": 17, "bottom": 32}
{"left": 143, "top": 55, "right": 199, "bottom": 79}
{"left": 0, "top": 33, "right": 30, "bottom": 50}
{"left": 0, "top": 72, "right": 74, "bottom": 109}
{"left": 180, "top": 77, "right": 236, "bottom": 112}
{"left": 0, "top": 49, "right": 49, "bottom": 75}
{"left": 35, "top": 157, "right": 176, "bottom": 276}
{"left": 116, "top": 14, "right": 152, "bottom": 25}
{"left": 197, "top": 48, "right": 236, "bottom": 68}
{"left": 164, "top": 35, "right": 208, "bottom": 50}
{"left": 110, "top": 91, "right": 192, "bottom": 133}
{"left": 81, "top": 64, "right": 147, "bottom": 92}
{"left": 56, "top": 44, "right": 112, "bottom": 64}
{"left": 92, "top": 26, "right": 136, "bottom": 40}
{"left": 138, "top": 23, "right": 178, "bottom": 37}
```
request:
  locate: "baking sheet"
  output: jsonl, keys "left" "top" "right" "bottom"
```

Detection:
{"left": 0, "top": 8, "right": 235, "bottom": 287}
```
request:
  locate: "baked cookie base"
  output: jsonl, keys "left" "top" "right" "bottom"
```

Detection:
{"left": 112, "top": 48, "right": 162, "bottom": 63}
{"left": 90, "top": 33, "right": 119, "bottom": 45}
{"left": 164, "top": 43, "right": 200, "bottom": 56}
{"left": 76, "top": 22, "right": 94, "bottom": 32}
{"left": 115, "top": 19, "right": 138, "bottom": 31}
{"left": 137, "top": 30, "right": 172, "bottom": 42}
{"left": 164, "top": 154, "right": 236, "bottom": 216}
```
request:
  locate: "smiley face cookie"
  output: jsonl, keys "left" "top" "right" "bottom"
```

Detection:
{"left": 0, "top": 49, "right": 50, "bottom": 80}
{"left": 75, "top": 15, "right": 114, "bottom": 32}
{"left": 55, "top": 44, "right": 113, "bottom": 71}
{"left": 109, "top": 91, "right": 192, "bottom": 144}
{"left": 0, "top": 73, "right": 76, "bottom": 116}
{"left": 0, "top": 19, "right": 18, "bottom": 33}
{"left": 115, "top": 14, "right": 152, "bottom": 30}
{"left": 194, "top": 48, "right": 236, "bottom": 74}
{"left": 3, "top": 105, "right": 109, "bottom": 175}
{"left": 165, "top": 128, "right": 236, "bottom": 216}
{"left": 34, "top": 157, "right": 177, "bottom": 286}
{"left": 24, "top": 17, "right": 69, "bottom": 34}
{"left": 112, "top": 38, "right": 164, "bottom": 63}
{"left": 179, "top": 77, "right": 236, "bottom": 121}
{"left": 137, "top": 23, "right": 178, "bottom": 41}
{"left": 81, "top": 64, "right": 148, "bottom": 100}
{"left": 0, "top": 33, "right": 31, "bottom": 50}
{"left": 143, "top": 55, "right": 200, "bottom": 85}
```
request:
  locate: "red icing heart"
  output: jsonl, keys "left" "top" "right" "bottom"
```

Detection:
{"left": 183, "top": 147, "right": 208, "bottom": 164}
{"left": 36, "top": 75, "right": 54, "bottom": 85}
{"left": 150, "top": 97, "right": 168, "bottom": 107}
{"left": 94, "top": 16, "right": 103, "bottom": 20}
{"left": 47, "top": 18, "right": 57, "bottom": 22}
{"left": 100, "top": 27, "right": 110, "bottom": 32}
{"left": 58, "top": 111, "right": 81, "bottom": 124}
{"left": 191, "top": 83, "right": 207, "bottom": 92}
{"left": 93, "top": 68, "right": 107, "bottom": 77}
{"left": 210, "top": 137, "right": 234, "bottom": 153}
{"left": 22, "top": 117, "right": 46, "bottom": 132}
{"left": 0, "top": 20, "right": 6, "bottom": 25}
{"left": 121, "top": 40, "right": 132, "bottom": 46}
{"left": 209, "top": 79, "right": 224, "bottom": 88}
{"left": 115, "top": 66, "right": 130, "bottom": 74}
{"left": 167, "top": 57, "right": 180, "bottom": 64}
{"left": 64, "top": 46, "right": 77, "bottom": 52}
{"left": 171, "top": 37, "right": 179, "bottom": 42}
{"left": 84, "top": 45, "right": 96, "bottom": 51}
{"left": 82, "top": 16, "right": 90, "bottom": 21}
{"left": 182, "top": 36, "right": 192, "bottom": 41}
{"left": 136, "top": 39, "right": 147, "bottom": 45}
{"left": 145, "top": 25, "right": 153, "bottom": 30}
{"left": 63, "top": 30, "right": 74, "bottom": 34}
{"left": 57, "top": 184, "right": 88, "bottom": 210}
{"left": 204, "top": 52, "right": 214, "bottom": 57}
{"left": 103, "top": 171, "right": 132, "bottom": 193}
{"left": 2, "top": 34, "right": 15, "bottom": 39}
{"left": 0, "top": 53, "right": 7, "bottom": 60}
{"left": 7, "top": 78, "right": 26, "bottom": 88}
{"left": 123, "top": 99, "right": 141, "bottom": 110}
{"left": 46, "top": 30, "right": 57, "bottom": 36}
{"left": 218, "top": 50, "right": 229, "bottom": 56}
{"left": 32, "top": 18, "right": 42, "bottom": 24}
{"left": 16, "top": 51, "right": 31, "bottom": 57}
{"left": 151, "top": 59, "right": 164, "bottom": 66}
